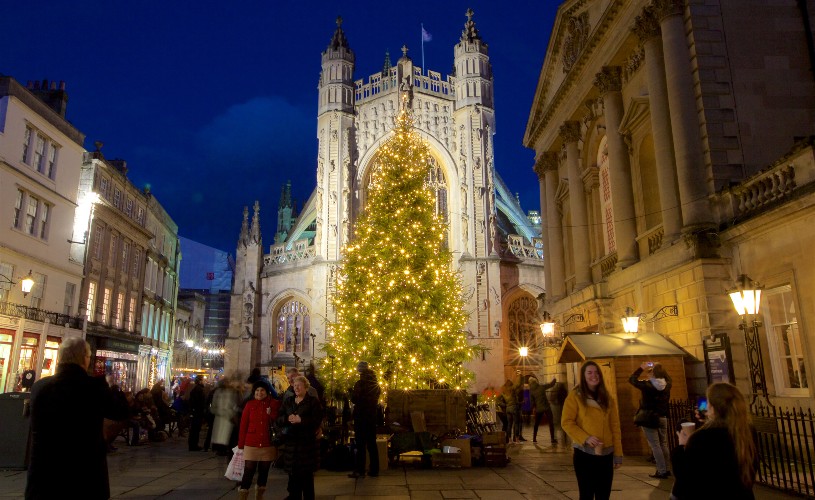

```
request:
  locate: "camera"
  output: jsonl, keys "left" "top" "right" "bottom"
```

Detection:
{"left": 646, "top": 362, "right": 654, "bottom": 368}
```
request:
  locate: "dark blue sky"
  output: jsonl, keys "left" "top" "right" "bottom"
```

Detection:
{"left": 3, "top": 1, "right": 558, "bottom": 254}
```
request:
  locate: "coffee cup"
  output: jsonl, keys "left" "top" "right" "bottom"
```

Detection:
{"left": 680, "top": 422, "right": 695, "bottom": 434}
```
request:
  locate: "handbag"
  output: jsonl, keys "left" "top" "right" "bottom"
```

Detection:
{"left": 633, "top": 407, "right": 660, "bottom": 428}
{"left": 225, "top": 447, "right": 245, "bottom": 481}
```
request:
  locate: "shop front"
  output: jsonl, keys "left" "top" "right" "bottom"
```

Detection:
{"left": 1, "top": 327, "right": 65, "bottom": 393}
{"left": 87, "top": 335, "right": 140, "bottom": 393}
{"left": 137, "top": 344, "right": 170, "bottom": 390}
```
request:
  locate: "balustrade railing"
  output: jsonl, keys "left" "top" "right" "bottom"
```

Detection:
{"left": 265, "top": 239, "right": 316, "bottom": 267}
{"left": 715, "top": 139, "right": 815, "bottom": 223}
{"left": 0, "top": 300, "right": 83, "bottom": 328}
{"left": 507, "top": 235, "right": 544, "bottom": 260}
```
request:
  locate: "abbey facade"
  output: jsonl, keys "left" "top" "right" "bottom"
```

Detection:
{"left": 225, "top": 12, "right": 546, "bottom": 392}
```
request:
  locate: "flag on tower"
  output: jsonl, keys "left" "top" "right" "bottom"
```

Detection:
{"left": 422, "top": 25, "right": 432, "bottom": 42}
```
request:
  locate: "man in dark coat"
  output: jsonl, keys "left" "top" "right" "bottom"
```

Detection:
{"left": 187, "top": 376, "right": 207, "bottom": 451}
{"left": 529, "top": 376, "right": 557, "bottom": 444}
{"left": 348, "top": 361, "right": 381, "bottom": 478}
{"left": 25, "top": 337, "right": 126, "bottom": 500}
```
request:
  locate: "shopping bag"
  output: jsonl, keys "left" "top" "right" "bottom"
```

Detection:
{"left": 224, "top": 447, "right": 245, "bottom": 481}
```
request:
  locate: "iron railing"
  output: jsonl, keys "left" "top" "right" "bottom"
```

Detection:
{"left": 667, "top": 399, "right": 815, "bottom": 498}
{"left": 0, "top": 301, "right": 83, "bottom": 329}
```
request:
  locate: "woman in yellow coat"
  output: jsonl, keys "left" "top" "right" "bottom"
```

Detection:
{"left": 561, "top": 360, "right": 623, "bottom": 500}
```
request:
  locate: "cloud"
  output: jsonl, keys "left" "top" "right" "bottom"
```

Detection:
{"left": 197, "top": 96, "right": 314, "bottom": 171}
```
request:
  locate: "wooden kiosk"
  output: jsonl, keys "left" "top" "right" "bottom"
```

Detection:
{"left": 556, "top": 333, "right": 689, "bottom": 455}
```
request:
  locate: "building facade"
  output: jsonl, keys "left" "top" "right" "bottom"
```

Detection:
{"left": 73, "top": 150, "right": 152, "bottom": 392}
{"left": 178, "top": 236, "right": 234, "bottom": 372}
{"left": 524, "top": 0, "right": 815, "bottom": 409}
{"left": 138, "top": 193, "right": 180, "bottom": 388}
{"left": 174, "top": 292, "right": 205, "bottom": 374}
{"left": 0, "top": 77, "right": 86, "bottom": 392}
{"left": 226, "top": 13, "right": 547, "bottom": 391}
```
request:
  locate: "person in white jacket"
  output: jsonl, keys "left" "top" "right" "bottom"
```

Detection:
{"left": 628, "top": 361, "right": 672, "bottom": 479}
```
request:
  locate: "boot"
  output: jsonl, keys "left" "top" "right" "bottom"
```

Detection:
{"left": 255, "top": 486, "right": 266, "bottom": 500}
{"left": 237, "top": 488, "right": 249, "bottom": 500}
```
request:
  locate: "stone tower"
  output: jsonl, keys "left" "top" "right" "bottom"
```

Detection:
{"left": 225, "top": 202, "right": 263, "bottom": 375}
{"left": 225, "top": 10, "right": 545, "bottom": 390}
{"left": 275, "top": 181, "right": 296, "bottom": 244}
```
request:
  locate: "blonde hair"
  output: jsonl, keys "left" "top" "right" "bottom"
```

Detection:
{"left": 703, "top": 383, "right": 756, "bottom": 488}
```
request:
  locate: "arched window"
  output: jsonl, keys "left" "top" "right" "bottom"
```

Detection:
{"left": 275, "top": 299, "right": 311, "bottom": 354}
{"left": 507, "top": 295, "right": 540, "bottom": 348}
{"left": 597, "top": 136, "right": 616, "bottom": 254}
{"left": 363, "top": 153, "right": 449, "bottom": 235}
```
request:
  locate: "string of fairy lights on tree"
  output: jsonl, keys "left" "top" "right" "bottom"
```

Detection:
{"left": 323, "top": 89, "right": 479, "bottom": 395}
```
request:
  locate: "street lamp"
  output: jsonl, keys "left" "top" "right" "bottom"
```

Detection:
{"left": 0, "top": 270, "right": 35, "bottom": 298}
{"left": 728, "top": 274, "right": 770, "bottom": 405}
{"left": 539, "top": 311, "right": 585, "bottom": 347}
{"left": 519, "top": 346, "right": 528, "bottom": 380}
{"left": 622, "top": 307, "right": 641, "bottom": 341}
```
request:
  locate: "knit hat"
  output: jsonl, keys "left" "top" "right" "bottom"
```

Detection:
{"left": 252, "top": 379, "right": 273, "bottom": 396}
{"left": 356, "top": 361, "right": 369, "bottom": 372}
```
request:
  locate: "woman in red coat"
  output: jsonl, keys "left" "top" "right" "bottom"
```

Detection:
{"left": 237, "top": 380, "right": 281, "bottom": 500}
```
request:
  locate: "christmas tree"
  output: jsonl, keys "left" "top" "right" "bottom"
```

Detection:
{"left": 324, "top": 92, "right": 476, "bottom": 394}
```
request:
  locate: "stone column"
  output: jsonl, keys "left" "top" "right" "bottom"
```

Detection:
{"left": 534, "top": 156, "right": 552, "bottom": 296}
{"left": 536, "top": 152, "right": 566, "bottom": 299}
{"left": 594, "top": 66, "right": 638, "bottom": 268}
{"left": 654, "top": 0, "right": 713, "bottom": 231}
{"left": 633, "top": 7, "right": 682, "bottom": 246}
{"left": 560, "top": 121, "right": 592, "bottom": 289}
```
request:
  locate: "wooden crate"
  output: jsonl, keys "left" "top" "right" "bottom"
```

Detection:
{"left": 482, "top": 431, "right": 506, "bottom": 445}
{"left": 387, "top": 390, "right": 467, "bottom": 436}
{"left": 431, "top": 452, "right": 462, "bottom": 468}
{"left": 483, "top": 445, "right": 506, "bottom": 467}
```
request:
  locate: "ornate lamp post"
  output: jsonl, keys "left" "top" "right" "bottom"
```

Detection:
{"left": 728, "top": 274, "right": 770, "bottom": 405}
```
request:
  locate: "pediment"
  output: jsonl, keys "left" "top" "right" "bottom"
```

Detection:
{"left": 618, "top": 96, "right": 650, "bottom": 135}
{"left": 524, "top": 0, "right": 624, "bottom": 149}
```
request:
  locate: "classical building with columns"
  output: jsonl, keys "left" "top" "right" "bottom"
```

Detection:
{"left": 525, "top": 0, "right": 815, "bottom": 409}
{"left": 225, "top": 12, "right": 546, "bottom": 392}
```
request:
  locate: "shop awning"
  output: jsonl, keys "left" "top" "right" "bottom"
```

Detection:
{"left": 556, "top": 332, "right": 687, "bottom": 364}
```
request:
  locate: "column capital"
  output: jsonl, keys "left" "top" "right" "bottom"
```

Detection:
{"left": 593, "top": 66, "right": 623, "bottom": 95}
{"left": 632, "top": 6, "right": 661, "bottom": 43}
{"left": 653, "top": 0, "right": 685, "bottom": 22}
{"left": 534, "top": 151, "right": 560, "bottom": 178}
{"left": 559, "top": 121, "right": 582, "bottom": 144}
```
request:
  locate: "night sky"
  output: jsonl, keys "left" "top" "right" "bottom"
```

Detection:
{"left": 3, "top": 1, "right": 558, "bottom": 254}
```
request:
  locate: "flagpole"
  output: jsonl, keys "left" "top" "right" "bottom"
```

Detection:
{"left": 421, "top": 23, "right": 425, "bottom": 74}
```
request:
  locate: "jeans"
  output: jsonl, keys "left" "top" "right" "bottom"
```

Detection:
{"left": 533, "top": 408, "right": 555, "bottom": 442}
{"left": 642, "top": 416, "right": 670, "bottom": 474}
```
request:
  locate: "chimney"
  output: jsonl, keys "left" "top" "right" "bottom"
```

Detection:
{"left": 29, "top": 77, "right": 69, "bottom": 117}
{"left": 109, "top": 159, "right": 128, "bottom": 176}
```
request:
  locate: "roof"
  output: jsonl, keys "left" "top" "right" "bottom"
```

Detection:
{"left": 556, "top": 333, "right": 688, "bottom": 364}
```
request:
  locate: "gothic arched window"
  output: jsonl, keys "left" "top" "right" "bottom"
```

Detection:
{"left": 363, "top": 153, "right": 449, "bottom": 236}
{"left": 275, "top": 299, "right": 311, "bottom": 354}
{"left": 507, "top": 295, "right": 540, "bottom": 349}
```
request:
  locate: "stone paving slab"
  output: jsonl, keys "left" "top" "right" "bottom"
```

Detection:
{"left": 0, "top": 433, "right": 802, "bottom": 499}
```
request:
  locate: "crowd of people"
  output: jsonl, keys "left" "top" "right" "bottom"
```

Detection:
{"left": 23, "top": 339, "right": 759, "bottom": 500}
